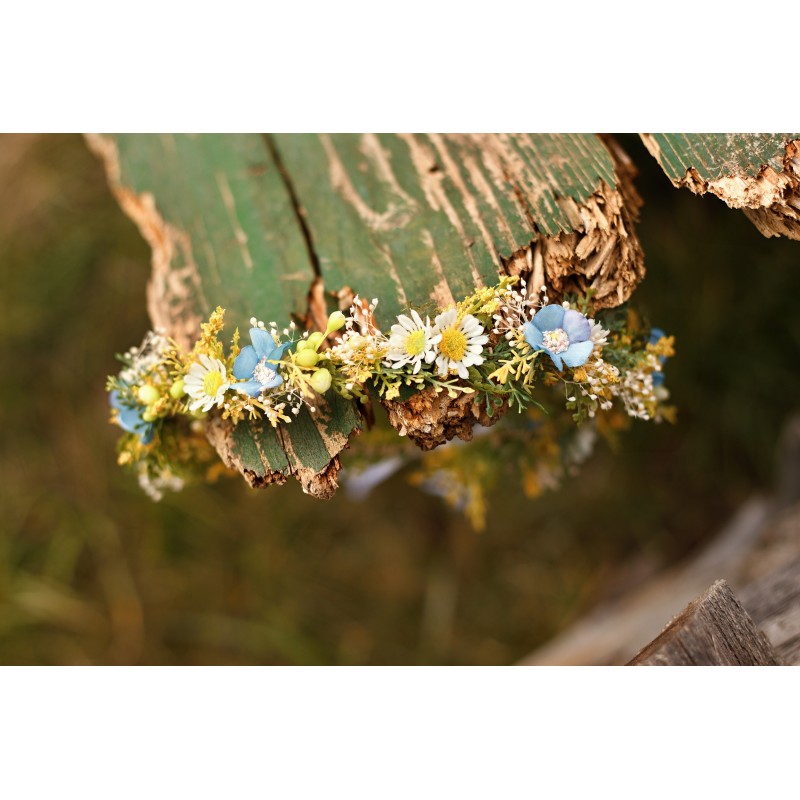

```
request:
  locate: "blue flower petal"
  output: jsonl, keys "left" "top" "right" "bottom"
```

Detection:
{"left": 523, "top": 321, "right": 543, "bottom": 350}
{"left": 546, "top": 350, "right": 564, "bottom": 371}
{"left": 269, "top": 341, "right": 291, "bottom": 361}
{"left": 562, "top": 340, "right": 594, "bottom": 368}
{"left": 235, "top": 379, "right": 263, "bottom": 397}
{"left": 118, "top": 404, "right": 144, "bottom": 433}
{"left": 532, "top": 304, "right": 565, "bottom": 332}
{"left": 117, "top": 404, "right": 154, "bottom": 443}
{"left": 233, "top": 344, "right": 259, "bottom": 379}
{"left": 562, "top": 309, "right": 591, "bottom": 343}
{"left": 252, "top": 327, "right": 286, "bottom": 359}
{"left": 649, "top": 327, "right": 669, "bottom": 367}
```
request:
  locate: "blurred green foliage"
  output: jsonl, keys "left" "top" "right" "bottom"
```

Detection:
{"left": 1, "top": 133, "right": 799, "bottom": 665}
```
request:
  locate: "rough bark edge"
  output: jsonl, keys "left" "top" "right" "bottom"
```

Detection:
{"left": 503, "top": 135, "right": 645, "bottom": 311}
{"left": 628, "top": 579, "right": 781, "bottom": 666}
{"left": 381, "top": 386, "right": 508, "bottom": 451}
{"left": 641, "top": 135, "right": 800, "bottom": 240}
{"left": 83, "top": 134, "right": 207, "bottom": 350}
{"left": 204, "top": 410, "right": 364, "bottom": 500}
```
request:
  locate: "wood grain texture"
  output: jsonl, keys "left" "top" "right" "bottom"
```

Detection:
{"left": 641, "top": 133, "right": 800, "bottom": 240}
{"left": 740, "top": 557, "right": 800, "bottom": 666}
{"left": 271, "top": 133, "right": 644, "bottom": 322}
{"left": 628, "top": 580, "right": 781, "bottom": 666}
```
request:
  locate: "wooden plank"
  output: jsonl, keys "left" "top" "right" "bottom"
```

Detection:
{"left": 641, "top": 133, "right": 800, "bottom": 240}
{"left": 519, "top": 497, "right": 773, "bottom": 666}
{"left": 86, "top": 133, "right": 363, "bottom": 497}
{"left": 89, "top": 133, "right": 646, "bottom": 495}
{"left": 628, "top": 580, "right": 781, "bottom": 666}
{"left": 87, "top": 133, "right": 317, "bottom": 346}
{"left": 271, "top": 133, "right": 644, "bottom": 324}
{"left": 645, "top": 133, "right": 791, "bottom": 181}
{"left": 740, "top": 556, "right": 800, "bottom": 666}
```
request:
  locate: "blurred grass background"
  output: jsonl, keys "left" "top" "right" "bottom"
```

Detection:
{"left": 1, "top": 133, "right": 799, "bottom": 665}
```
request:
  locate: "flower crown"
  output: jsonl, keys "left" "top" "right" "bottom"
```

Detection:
{"left": 107, "top": 276, "right": 674, "bottom": 504}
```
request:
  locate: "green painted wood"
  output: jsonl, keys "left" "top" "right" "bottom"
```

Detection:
{"left": 227, "top": 392, "right": 362, "bottom": 480}
{"left": 644, "top": 134, "right": 796, "bottom": 182}
{"left": 232, "top": 419, "right": 289, "bottom": 477}
{"left": 113, "top": 133, "right": 314, "bottom": 327}
{"left": 102, "top": 133, "right": 362, "bottom": 484}
{"left": 96, "top": 133, "right": 631, "bottom": 485}
{"left": 270, "top": 133, "right": 621, "bottom": 326}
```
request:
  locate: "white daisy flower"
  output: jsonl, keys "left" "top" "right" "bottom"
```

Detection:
{"left": 184, "top": 354, "right": 231, "bottom": 412}
{"left": 384, "top": 309, "right": 440, "bottom": 374}
{"left": 432, "top": 308, "right": 489, "bottom": 379}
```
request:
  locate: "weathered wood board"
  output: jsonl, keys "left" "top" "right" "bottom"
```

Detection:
{"left": 740, "top": 557, "right": 800, "bottom": 667}
{"left": 273, "top": 133, "right": 644, "bottom": 324}
{"left": 89, "top": 133, "right": 645, "bottom": 495}
{"left": 641, "top": 133, "right": 800, "bottom": 240}
{"left": 628, "top": 580, "right": 781, "bottom": 666}
{"left": 87, "top": 133, "right": 362, "bottom": 498}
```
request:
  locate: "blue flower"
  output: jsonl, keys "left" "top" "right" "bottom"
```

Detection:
{"left": 233, "top": 328, "right": 291, "bottom": 397}
{"left": 523, "top": 304, "right": 594, "bottom": 370}
{"left": 109, "top": 388, "right": 154, "bottom": 444}
{"left": 649, "top": 327, "right": 668, "bottom": 387}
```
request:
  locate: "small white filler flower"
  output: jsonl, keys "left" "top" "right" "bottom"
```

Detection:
{"left": 431, "top": 308, "right": 489, "bottom": 379}
{"left": 384, "top": 310, "right": 440, "bottom": 374}
{"left": 184, "top": 354, "right": 231, "bottom": 412}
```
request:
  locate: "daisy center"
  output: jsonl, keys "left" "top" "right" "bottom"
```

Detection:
{"left": 404, "top": 329, "right": 427, "bottom": 356}
{"left": 203, "top": 370, "right": 224, "bottom": 397}
{"left": 253, "top": 357, "right": 277, "bottom": 386}
{"left": 542, "top": 328, "right": 570, "bottom": 354}
{"left": 439, "top": 327, "right": 468, "bottom": 361}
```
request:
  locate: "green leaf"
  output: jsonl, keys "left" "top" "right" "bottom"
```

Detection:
{"left": 641, "top": 133, "right": 800, "bottom": 240}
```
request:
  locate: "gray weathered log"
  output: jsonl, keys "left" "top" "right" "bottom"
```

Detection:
{"left": 628, "top": 580, "right": 781, "bottom": 666}
{"left": 519, "top": 498, "right": 772, "bottom": 665}
{"left": 739, "top": 557, "right": 800, "bottom": 666}
{"left": 520, "top": 414, "right": 800, "bottom": 666}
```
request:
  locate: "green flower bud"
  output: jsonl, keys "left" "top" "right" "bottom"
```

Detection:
{"left": 325, "top": 311, "right": 346, "bottom": 334}
{"left": 296, "top": 340, "right": 313, "bottom": 352}
{"left": 141, "top": 408, "right": 158, "bottom": 423}
{"left": 295, "top": 349, "right": 320, "bottom": 368}
{"left": 307, "top": 332, "right": 325, "bottom": 350}
{"left": 169, "top": 379, "right": 185, "bottom": 399}
{"left": 309, "top": 368, "right": 332, "bottom": 394}
{"left": 137, "top": 384, "right": 160, "bottom": 405}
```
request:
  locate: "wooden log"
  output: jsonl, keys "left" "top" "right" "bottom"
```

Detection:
{"left": 739, "top": 557, "right": 800, "bottom": 666}
{"left": 628, "top": 580, "right": 781, "bottom": 666}
{"left": 520, "top": 417, "right": 800, "bottom": 666}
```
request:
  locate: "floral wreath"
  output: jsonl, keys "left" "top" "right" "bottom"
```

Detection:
{"left": 107, "top": 276, "right": 675, "bottom": 509}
